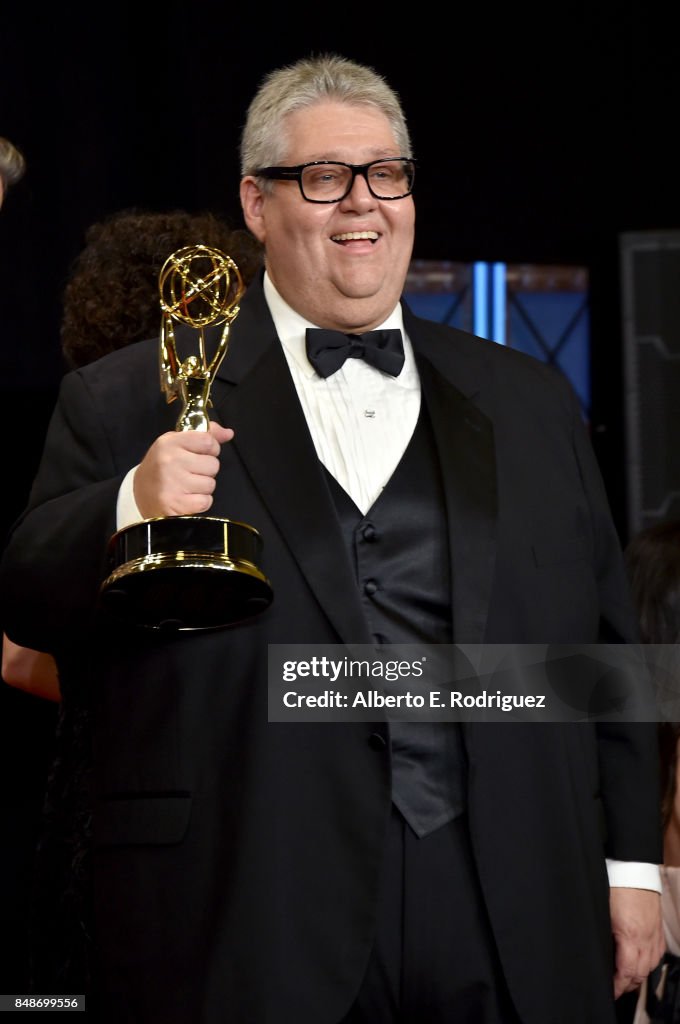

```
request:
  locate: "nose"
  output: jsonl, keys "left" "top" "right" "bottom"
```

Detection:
{"left": 339, "top": 169, "right": 377, "bottom": 211}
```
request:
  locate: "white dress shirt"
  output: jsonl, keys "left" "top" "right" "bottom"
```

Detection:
{"left": 263, "top": 272, "right": 420, "bottom": 513}
{"left": 115, "top": 271, "right": 660, "bottom": 892}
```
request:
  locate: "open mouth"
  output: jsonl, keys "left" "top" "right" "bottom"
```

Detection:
{"left": 331, "top": 231, "right": 379, "bottom": 244}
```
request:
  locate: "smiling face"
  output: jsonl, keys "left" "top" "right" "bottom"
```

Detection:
{"left": 240, "top": 101, "right": 415, "bottom": 333}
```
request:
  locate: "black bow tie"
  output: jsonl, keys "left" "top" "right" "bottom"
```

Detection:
{"left": 305, "top": 328, "right": 405, "bottom": 379}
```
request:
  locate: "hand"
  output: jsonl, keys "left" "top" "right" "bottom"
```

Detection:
{"left": 610, "top": 886, "right": 664, "bottom": 999}
{"left": 133, "top": 421, "right": 234, "bottom": 519}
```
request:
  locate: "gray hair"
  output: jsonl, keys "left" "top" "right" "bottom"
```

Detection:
{"left": 0, "top": 137, "right": 26, "bottom": 189}
{"left": 240, "top": 53, "right": 412, "bottom": 181}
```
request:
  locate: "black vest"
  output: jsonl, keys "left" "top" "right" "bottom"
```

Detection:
{"left": 324, "top": 405, "right": 467, "bottom": 836}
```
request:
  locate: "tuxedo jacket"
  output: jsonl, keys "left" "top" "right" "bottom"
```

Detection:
{"left": 0, "top": 274, "right": 662, "bottom": 1023}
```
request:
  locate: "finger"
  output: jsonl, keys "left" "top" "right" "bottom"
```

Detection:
{"left": 614, "top": 971, "right": 644, "bottom": 999}
{"left": 185, "top": 473, "right": 217, "bottom": 496}
{"left": 181, "top": 453, "right": 222, "bottom": 481}
{"left": 180, "top": 492, "right": 215, "bottom": 515}
{"left": 614, "top": 944, "right": 644, "bottom": 998}
{"left": 208, "top": 421, "right": 234, "bottom": 445}
{"left": 177, "top": 430, "right": 223, "bottom": 456}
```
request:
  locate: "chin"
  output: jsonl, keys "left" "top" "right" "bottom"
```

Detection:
{"left": 336, "top": 276, "right": 392, "bottom": 300}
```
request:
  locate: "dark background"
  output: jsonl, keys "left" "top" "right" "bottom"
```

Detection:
{"left": 1, "top": 2, "right": 678, "bottom": 998}
{"left": 3, "top": 6, "right": 679, "bottom": 534}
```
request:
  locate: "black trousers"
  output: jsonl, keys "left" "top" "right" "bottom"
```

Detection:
{"left": 340, "top": 808, "right": 522, "bottom": 1024}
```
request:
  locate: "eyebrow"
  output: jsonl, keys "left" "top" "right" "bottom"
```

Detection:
{"left": 291, "top": 150, "right": 402, "bottom": 164}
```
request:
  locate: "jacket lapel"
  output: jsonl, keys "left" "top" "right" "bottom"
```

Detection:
{"left": 407, "top": 311, "right": 498, "bottom": 645}
{"left": 210, "top": 278, "right": 371, "bottom": 644}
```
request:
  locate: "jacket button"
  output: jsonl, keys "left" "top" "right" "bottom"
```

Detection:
{"left": 362, "top": 523, "right": 377, "bottom": 542}
{"left": 364, "top": 579, "right": 378, "bottom": 596}
{"left": 368, "top": 732, "right": 387, "bottom": 751}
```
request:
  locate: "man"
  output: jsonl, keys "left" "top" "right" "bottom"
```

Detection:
{"left": 0, "top": 55, "right": 664, "bottom": 1023}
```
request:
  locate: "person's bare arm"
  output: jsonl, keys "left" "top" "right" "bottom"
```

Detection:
{"left": 2, "top": 633, "right": 60, "bottom": 702}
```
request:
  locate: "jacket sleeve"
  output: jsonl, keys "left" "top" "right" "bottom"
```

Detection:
{"left": 569, "top": 386, "right": 663, "bottom": 864}
{"left": 0, "top": 368, "right": 127, "bottom": 654}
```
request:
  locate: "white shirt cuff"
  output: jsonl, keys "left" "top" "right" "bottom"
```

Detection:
{"left": 116, "top": 466, "right": 144, "bottom": 530}
{"left": 606, "top": 859, "right": 662, "bottom": 892}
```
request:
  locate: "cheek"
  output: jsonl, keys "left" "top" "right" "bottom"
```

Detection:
{"left": 272, "top": 207, "right": 319, "bottom": 244}
{"left": 390, "top": 198, "right": 415, "bottom": 233}
{"left": 397, "top": 204, "right": 416, "bottom": 237}
{"left": 278, "top": 225, "right": 328, "bottom": 267}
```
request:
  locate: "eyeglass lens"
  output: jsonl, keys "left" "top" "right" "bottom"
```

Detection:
{"left": 301, "top": 160, "right": 414, "bottom": 201}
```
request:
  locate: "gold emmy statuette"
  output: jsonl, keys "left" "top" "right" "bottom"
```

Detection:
{"left": 100, "top": 245, "right": 273, "bottom": 631}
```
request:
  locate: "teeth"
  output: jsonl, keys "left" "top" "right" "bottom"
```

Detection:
{"left": 331, "top": 231, "right": 379, "bottom": 241}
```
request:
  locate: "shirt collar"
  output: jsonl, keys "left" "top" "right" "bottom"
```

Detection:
{"left": 262, "top": 270, "right": 410, "bottom": 380}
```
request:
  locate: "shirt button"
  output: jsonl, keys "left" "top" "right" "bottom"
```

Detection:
{"left": 364, "top": 579, "right": 379, "bottom": 597}
{"left": 368, "top": 732, "right": 387, "bottom": 751}
{"left": 361, "top": 523, "right": 378, "bottom": 542}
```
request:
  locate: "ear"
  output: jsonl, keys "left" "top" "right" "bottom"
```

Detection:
{"left": 240, "top": 177, "right": 267, "bottom": 243}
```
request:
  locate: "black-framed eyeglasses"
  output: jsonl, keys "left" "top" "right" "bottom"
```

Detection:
{"left": 254, "top": 157, "right": 416, "bottom": 203}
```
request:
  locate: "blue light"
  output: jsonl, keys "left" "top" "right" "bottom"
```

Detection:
{"left": 473, "top": 262, "right": 489, "bottom": 339}
{"left": 492, "top": 262, "right": 507, "bottom": 345}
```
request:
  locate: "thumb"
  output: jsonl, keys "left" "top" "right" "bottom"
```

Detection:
{"left": 209, "top": 421, "right": 235, "bottom": 445}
